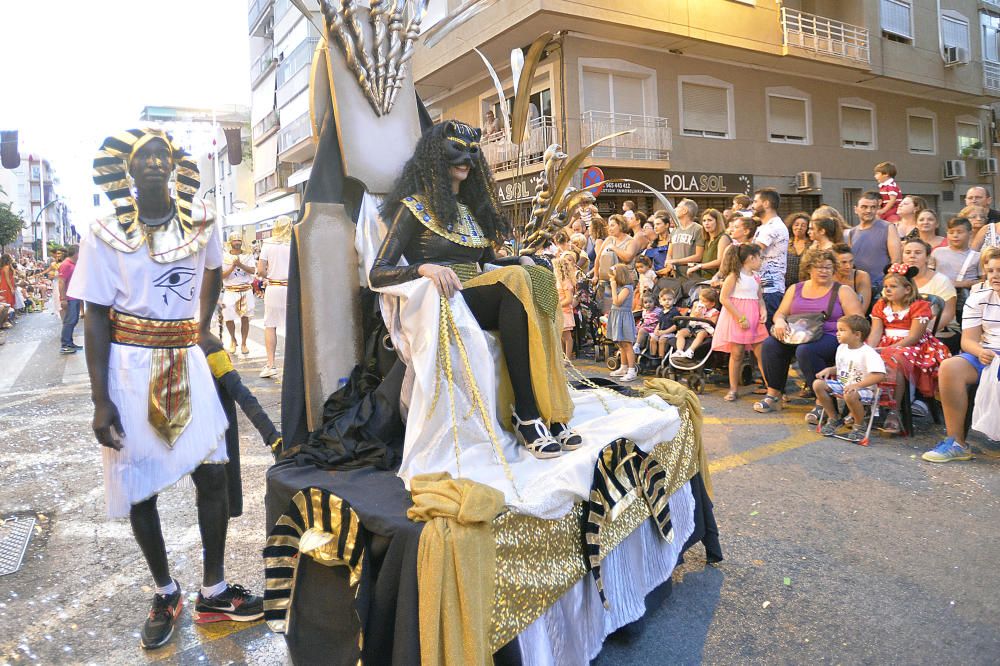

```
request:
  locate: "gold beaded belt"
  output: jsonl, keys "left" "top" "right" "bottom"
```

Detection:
{"left": 268, "top": 279, "right": 288, "bottom": 286}
{"left": 225, "top": 284, "right": 252, "bottom": 292}
{"left": 110, "top": 310, "right": 198, "bottom": 446}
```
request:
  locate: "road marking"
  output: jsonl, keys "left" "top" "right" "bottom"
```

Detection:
{"left": 708, "top": 427, "right": 821, "bottom": 474}
{"left": 703, "top": 415, "right": 799, "bottom": 426}
{"left": 0, "top": 340, "right": 42, "bottom": 391}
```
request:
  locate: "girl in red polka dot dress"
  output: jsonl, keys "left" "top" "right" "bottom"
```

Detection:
{"left": 868, "top": 264, "right": 951, "bottom": 434}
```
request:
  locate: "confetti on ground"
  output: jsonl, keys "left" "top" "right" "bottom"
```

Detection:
{"left": 783, "top": 577, "right": 791, "bottom": 586}
{"left": 749, "top": 511, "right": 759, "bottom": 516}
{"left": 762, "top": 601, "right": 771, "bottom": 608}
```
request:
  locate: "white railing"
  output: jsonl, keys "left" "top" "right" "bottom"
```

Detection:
{"left": 278, "top": 112, "right": 312, "bottom": 154}
{"left": 580, "top": 111, "right": 671, "bottom": 161}
{"left": 781, "top": 7, "right": 870, "bottom": 64}
{"left": 481, "top": 116, "right": 559, "bottom": 172}
{"left": 985, "top": 61, "right": 1000, "bottom": 92}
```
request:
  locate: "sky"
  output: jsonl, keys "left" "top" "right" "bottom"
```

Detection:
{"left": 0, "top": 1, "right": 251, "bottom": 224}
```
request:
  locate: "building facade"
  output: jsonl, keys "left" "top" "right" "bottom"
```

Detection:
{"left": 414, "top": 0, "right": 1000, "bottom": 223}
{"left": 6, "top": 155, "right": 71, "bottom": 255}
{"left": 237, "top": 0, "right": 323, "bottom": 237}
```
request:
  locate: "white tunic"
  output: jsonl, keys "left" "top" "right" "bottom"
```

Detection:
{"left": 259, "top": 240, "right": 290, "bottom": 329}
{"left": 221, "top": 251, "right": 256, "bottom": 321}
{"left": 69, "top": 223, "right": 229, "bottom": 518}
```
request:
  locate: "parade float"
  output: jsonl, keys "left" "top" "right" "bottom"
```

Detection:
{"left": 263, "top": 2, "right": 721, "bottom": 663}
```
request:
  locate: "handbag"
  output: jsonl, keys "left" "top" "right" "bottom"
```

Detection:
{"left": 971, "top": 357, "right": 1000, "bottom": 441}
{"left": 776, "top": 282, "right": 840, "bottom": 345}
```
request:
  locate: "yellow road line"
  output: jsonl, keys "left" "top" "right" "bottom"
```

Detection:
{"left": 702, "top": 415, "right": 800, "bottom": 426}
{"left": 708, "top": 428, "right": 821, "bottom": 474}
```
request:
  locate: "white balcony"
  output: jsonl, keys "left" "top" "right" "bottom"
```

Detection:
{"left": 985, "top": 61, "right": 1000, "bottom": 93}
{"left": 781, "top": 7, "right": 870, "bottom": 65}
{"left": 481, "top": 116, "right": 559, "bottom": 173}
{"left": 277, "top": 112, "right": 314, "bottom": 162}
{"left": 253, "top": 110, "right": 280, "bottom": 144}
{"left": 251, "top": 48, "right": 277, "bottom": 88}
{"left": 580, "top": 111, "right": 671, "bottom": 162}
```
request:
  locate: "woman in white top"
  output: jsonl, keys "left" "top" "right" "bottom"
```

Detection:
{"left": 922, "top": 249, "right": 1000, "bottom": 462}
{"left": 903, "top": 238, "right": 957, "bottom": 331}
{"left": 972, "top": 216, "right": 1000, "bottom": 251}
{"left": 256, "top": 216, "right": 292, "bottom": 378}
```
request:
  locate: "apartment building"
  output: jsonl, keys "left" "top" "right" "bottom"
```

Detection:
{"left": 414, "top": 0, "right": 1000, "bottom": 223}
{"left": 237, "top": 0, "right": 323, "bottom": 237}
{"left": 6, "top": 155, "right": 71, "bottom": 255}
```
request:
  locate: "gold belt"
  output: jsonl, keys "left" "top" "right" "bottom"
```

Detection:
{"left": 268, "top": 279, "right": 288, "bottom": 286}
{"left": 110, "top": 310, "right": 198, "bottom": 446}
{"left": 225, "top": 284, "right": 252, "bottom": 292}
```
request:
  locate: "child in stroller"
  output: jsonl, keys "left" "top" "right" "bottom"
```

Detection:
{"left": 671, "top": 288, "right": 720, "bottom": 359}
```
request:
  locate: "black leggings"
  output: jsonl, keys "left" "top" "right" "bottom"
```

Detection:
{"left": 461, "top": 283, "right": 538, "bottom": 419}
{"left": 129, "top": 463, "right": 230, "bottom": 588}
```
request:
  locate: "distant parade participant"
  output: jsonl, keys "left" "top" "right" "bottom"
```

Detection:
{"left": 71, "top": 129, "right": 262, "bottom": 650}
{"left": 221, "top": 236, "right": 255, "bottom": 355}
{"left": 255, "top": 215, "right": 291, "bottom": 378}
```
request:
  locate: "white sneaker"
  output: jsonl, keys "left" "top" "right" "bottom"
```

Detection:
{"left": 682, "top": 348, "right": 695, "bottom": 359}
{"left": 609, "top": 365, "right": 627, "bottom": 377}
{"left": 259, "top": 366, "right": 278, "bottom": 378}
{"left": 620, "top": 367, "right": 638, "bottom": 382}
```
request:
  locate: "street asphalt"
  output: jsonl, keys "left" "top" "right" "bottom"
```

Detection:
{"left": 1, "top": 308, "right": 998, "bottom": 665}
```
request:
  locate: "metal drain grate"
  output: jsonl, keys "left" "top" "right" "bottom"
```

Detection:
{"left": 0, "top": 516, "right": 36, "bottom": 576}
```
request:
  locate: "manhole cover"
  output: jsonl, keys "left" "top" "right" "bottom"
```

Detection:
{"left": 0, "top": 516, "right": 36, "bottom": 575}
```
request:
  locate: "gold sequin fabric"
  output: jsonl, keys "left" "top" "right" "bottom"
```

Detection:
{"left": 402, "top": 195, "right": 492, "bottom": 248}
{"left": 489, "top": 407, "right": 700, "bottom": 650}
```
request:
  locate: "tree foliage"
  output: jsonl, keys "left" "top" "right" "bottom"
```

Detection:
{"left": 0, "top": 200, "right": 26, "bottom": 253}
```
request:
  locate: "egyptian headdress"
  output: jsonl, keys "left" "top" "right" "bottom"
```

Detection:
{"left": 91, "top": 128, "right": 214, "bottom": 263}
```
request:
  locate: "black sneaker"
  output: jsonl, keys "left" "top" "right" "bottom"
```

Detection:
{"left": 59, "top": 346, "right": 77, "bottom": 354}
{"left": 140, "top": 583, "right": 183, "bottom": 650}
{"left": 193, "top": 583, "right": 263, "bottom": 623}
{"left": 70, "top": 343, "right": 83, "bottom": 350}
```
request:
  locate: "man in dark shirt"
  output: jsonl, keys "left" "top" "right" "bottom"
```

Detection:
{"left": 965, "top": 186, "right": 1000, "bottom": 223}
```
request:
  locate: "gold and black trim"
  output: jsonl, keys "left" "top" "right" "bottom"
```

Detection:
{"left": 263, "top": 487, "right": 367, "bottom": 647}
{"left": 401, "top": 195, "right": 491, "bottom": 248}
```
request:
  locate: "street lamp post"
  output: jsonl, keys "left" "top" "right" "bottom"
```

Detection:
{"left": 32, "top": 197, "right": 62, "bottom": 260}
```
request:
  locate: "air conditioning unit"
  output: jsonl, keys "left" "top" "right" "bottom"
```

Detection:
{"left": 796, "top": 171, "right": 822, "bottom": 192}
{"left": 980, "top": 157, "right": 999, "bottom": 176}
{"left": 943, "top": 45, "right": 969, "bottom": 66}
{"left": 943, "top": 159, "right": 966, "bottom": 180}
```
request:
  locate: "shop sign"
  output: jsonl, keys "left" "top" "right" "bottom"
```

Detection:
{"left": 662, "top": 171, "right": 753, "bottom": 197}
{"left": 495, "top": 172, "right": 545, "bottom": 204}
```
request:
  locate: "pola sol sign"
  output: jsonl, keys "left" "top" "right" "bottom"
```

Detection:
{"left": 662, "top": 171, "right": 753, "bottom": 196}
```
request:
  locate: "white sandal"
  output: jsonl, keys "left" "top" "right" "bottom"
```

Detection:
{"left": 551, "top": 422, "right": 583, "bottom": 451}
{"left": 512, "top": 410, "right": 562, "bottom": 459}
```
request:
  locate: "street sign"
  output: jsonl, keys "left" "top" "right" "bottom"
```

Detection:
{"left": 582, "top": 166, "right": 605, "bottom": 197}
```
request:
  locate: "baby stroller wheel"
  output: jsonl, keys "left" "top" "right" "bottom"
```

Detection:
{"left": 689, "top": 375, "right": 704, "bottom": 394}
{"left": 655, "top": 366, "right": 665, "bottom": 378}
{"left": 607, "top": 352, "right": 621, "bottom": 371}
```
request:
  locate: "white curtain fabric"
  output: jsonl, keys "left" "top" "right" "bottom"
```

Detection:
{"left": 517, "top": 482, "right": 696, "bottom": 664}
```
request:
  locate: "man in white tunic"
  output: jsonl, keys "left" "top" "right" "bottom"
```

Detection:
{"left": 71, "top": 129, "right": 262, "bottom": 650}
{"left": 255, "top": 215, "right": 291, "bottom": 378}
{"left": 221, "top": 236, "right": 256, "bottom": 355}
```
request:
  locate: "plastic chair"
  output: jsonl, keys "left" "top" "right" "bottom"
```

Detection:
{"left": 816, "top": 385, "right": 883, "bottom": 446}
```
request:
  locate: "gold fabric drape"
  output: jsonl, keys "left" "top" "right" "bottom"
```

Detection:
{"left": 407, "top": 472, "right": 506, "bottom": 666}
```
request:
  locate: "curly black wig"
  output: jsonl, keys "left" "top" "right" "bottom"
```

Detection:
{"left": 382, "top": 120, "right": 510, "bottom": 243}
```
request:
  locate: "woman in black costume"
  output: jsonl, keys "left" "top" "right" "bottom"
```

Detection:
{"left": 370, "top": 120, "right": 580, "bottom": 458}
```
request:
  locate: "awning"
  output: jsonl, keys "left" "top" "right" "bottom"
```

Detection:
{"left": 287, "top": 165, "right": 312, "bottom": 187}
{"left": 253, "top": 135, "right": 279, "bottom": 181}
{"left": 225, "top": 192, "right": 300, "bottom": 227}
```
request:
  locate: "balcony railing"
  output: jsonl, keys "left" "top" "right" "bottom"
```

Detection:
{"left": 781, "top": 7, "right": 870, "bottom": 64}
{"left": 248, "top": 0, "right": 273, "bottom": 32}
{"left": 580, "top": 111, "right": 671, "bottom": 162}
{"left": 276, "top": 38, "right": 319, "bottom": 88}
{"left": 985, "top": 61, "right": 1000, "bottom": 93}
{"left": 253, "top": 110, "right": 280, "bottom": 144}
{"left": 274, "top": 0, "right": 292, "bottom": 23}
{"left": 278, "top": 112, "right": 312, "bottom": 154}
{"left": 254, "top": 172, "right": 280, "bottom": 199}
{"left": 251, "top": 48, "right": 277, "bottom": 86}
{"left": 481, "top": 116, "right": 559, "bottom": 173}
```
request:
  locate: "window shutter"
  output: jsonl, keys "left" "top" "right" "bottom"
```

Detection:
{"left": 908, "top": 115, "right": 934, "bottom": 153}
{"left": 957, "top": 121, "right": 981, "bottom": 152}
{"left": 769, "top": 96, "right": 807, "bottom": 140}
{"left": 880, "top": 0, "right": 912, "bottom": 38}
{"left": 253, "top": 135, "right": 278, "bottom": 181}
{"left": 612, "top": 74, "right": 644, "bottom": 116}
{"left": 582, "top": 70, "right": 611, "bottom": 113}
{"left": 841, "top": 106, "right": 873, "bottom": 145}
{"left": 682, "top": 83, "right": 729, "bottom": 135}
{"left": 941, "top": 15, "right": 970, "bottom": 51}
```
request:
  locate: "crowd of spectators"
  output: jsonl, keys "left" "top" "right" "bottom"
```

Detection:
{"left": 546, "top": 171, "right": 1000, "bottom": 463}
{"left": 0, "top": 248, "right": 65, "bottom": 336}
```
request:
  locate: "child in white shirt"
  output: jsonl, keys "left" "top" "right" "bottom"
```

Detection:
{"left": 813, "top": 314, "right": 887, "bottom": 444}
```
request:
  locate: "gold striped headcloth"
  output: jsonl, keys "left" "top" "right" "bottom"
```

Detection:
{"left": 92, "top": 128, "right": 201, "bottom": 237}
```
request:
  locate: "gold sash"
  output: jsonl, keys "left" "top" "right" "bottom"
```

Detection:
{"left": 110, "top": 310, "right": 199, "bottom": 446}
